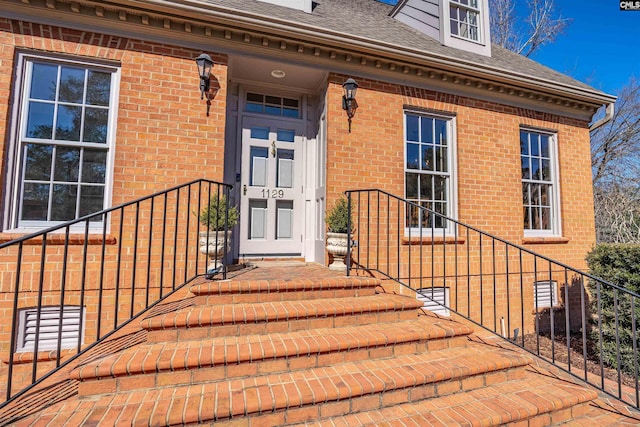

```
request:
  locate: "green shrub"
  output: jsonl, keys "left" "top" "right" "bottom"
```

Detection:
{"left": 325, "top": 196, "right": 352, "bottom": 233}
{"left": 199, "top": 195, "right": 238, "bottom": 231}
{"left": 586, "top": 243, "right": 640, "bottom": 376}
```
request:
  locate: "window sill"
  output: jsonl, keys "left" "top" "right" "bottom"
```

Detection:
{"left": 402, "top": 236, "right": 466, "bottom": 245}
{"left": 0, "top": 233, "right": 117, "bottom": 245}
{"left": 522, "top": 236, "right": 569, "bottom": 245}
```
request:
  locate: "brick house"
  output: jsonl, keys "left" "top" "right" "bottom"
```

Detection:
{"left": 0, "top": 0, "right": 621, "bottom": 415}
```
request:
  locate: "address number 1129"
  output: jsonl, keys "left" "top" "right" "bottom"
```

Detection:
{"left": 261, "top": 189, "right": 285, "bottom": 198}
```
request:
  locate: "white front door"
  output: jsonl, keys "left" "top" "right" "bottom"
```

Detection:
{"left": 239, "top": 116, "right": 305, "bottom": 257}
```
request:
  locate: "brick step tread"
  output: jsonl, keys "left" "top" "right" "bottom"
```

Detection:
{"left": 287, "top": 375, "right": 598, "bottom": 427}
{"left": 68, "top": 344, "right": 533, "bottom": 424}
{"left": 189, "top": 275, "right": 381, "bottom": 296}
{"left": 70, "top": 316, "right": 474, "bottom": 381}
{"left": 139, "top": 294, "right": 424, "bottom": 331}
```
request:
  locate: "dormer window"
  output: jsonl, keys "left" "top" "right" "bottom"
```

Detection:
{"left": 449, "top": 0, "right": 480, "bottom": 42}
{"left": 390, "top": 0, "right": 491, "bottom": 57}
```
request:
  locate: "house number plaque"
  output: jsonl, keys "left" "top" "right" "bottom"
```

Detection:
{"left": 261, "top": 189, "right": 285, "bottom": 199}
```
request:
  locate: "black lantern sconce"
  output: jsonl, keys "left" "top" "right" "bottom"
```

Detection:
{"left": 342, "top": 78, "right": 358, "bottom": 133}
{"left": 195, "top": 53, "right": 214, "bottom": 116}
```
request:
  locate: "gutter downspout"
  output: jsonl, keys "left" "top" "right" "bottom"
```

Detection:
{"left": 589, "top": 102, "right": 615, "bottom": 132}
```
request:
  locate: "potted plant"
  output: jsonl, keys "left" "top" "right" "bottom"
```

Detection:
{"left": 325, "top": 196, "right": 353, "bottom": 271}
{"left": 198, "top": 194, "right": 238, "bottom": 275}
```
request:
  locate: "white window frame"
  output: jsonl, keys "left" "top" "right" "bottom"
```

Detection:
{"left": 16, "top": 306, "right": 85, "bottom": 353}
{"left": 440, "top": 0, "right": 492, "bottom": 56}
{"left": 449, "top": 0, "right": 481, "bottom": 42}
{"left": 403, "top": 110, "right": 458, "bottom": 237}
{"left": 533, "top": 280, "right": 558, "bottom": 309}
{"left": 4, "top": 52, "right": 120, "bottom": 233}
{"left": 521, "top": 128, "right": 562, "bottom": 237}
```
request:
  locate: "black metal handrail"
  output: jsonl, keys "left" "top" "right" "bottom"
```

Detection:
{"left": 346, "top": 188, "right": 640, "bottom": 409}
{"left": 0, "top": 179, "right": 233, "bottom": 405}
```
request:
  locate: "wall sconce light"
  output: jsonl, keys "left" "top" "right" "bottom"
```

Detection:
{"left": 342, "top": 78, "right": 358, "bottom": 133}
{"left": 195, "top": 53, "right": 214, "bottom": 116}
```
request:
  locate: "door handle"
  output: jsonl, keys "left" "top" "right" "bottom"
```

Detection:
{"left": 243, "top": 184, "right": 247, "bottom": 196}
{"left": 271, "top": 141, "right": 276, "bottom": 157}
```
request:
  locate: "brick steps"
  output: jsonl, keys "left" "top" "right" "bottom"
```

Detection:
{"left": 2, "top": 265, "right": 605, "bottom": 426}
{"left": 284, "top": 374, "right": 598, "bottom": 427}
{"left": 72, "top": 344, "right": 534, "bottom": 425}
{"left": 141, "top": 294, "right": 424, "bottom": 343}
{"left": 70, "top": 317, "right": 474, "bottom": 396}
{"left": 189, "top": 276, "right": 380, "bottom": 304}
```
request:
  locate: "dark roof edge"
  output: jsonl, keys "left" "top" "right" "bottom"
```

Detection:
{"left": 140, "top": 0, "right": 615, "bottom": 105}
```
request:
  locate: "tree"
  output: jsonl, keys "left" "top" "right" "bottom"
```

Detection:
{"left": 591, "top": 78, "right": 640, "bottom": 243}
{"left": 489, "top": 0, "right": 571, "bottom": 57}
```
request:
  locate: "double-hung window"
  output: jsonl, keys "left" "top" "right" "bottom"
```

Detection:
{"left": 7, "top": 54, "right": 119, "bottom": 231}
{"left": 521, "top": 129, "right": 560, "bottom": 235}
{"left": 449, "top": 0, "right": 481, "bottom": 42}
{"left": 405, "top": 112, "right": 456, "bottom": 234}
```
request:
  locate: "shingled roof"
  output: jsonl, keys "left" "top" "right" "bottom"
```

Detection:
{"left": 202, "top": 0, "right": 610, "bottom": 99}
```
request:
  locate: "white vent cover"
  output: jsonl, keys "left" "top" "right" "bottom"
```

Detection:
{"left": 16, "top": 306, "right": 84, "bottom": 353}
{"left": 417, "top": 287, "right": 450, "bottom": 316}
{"left": 534, "top": 281, "right": 558, "bottom": 309}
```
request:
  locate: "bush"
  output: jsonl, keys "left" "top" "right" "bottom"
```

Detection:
{"left": 199, "top": 195, "right": 238, "bottom": 231}
{"left": 586, "top": 243, "right": 640, "bottom": 376}
{"left": 325, "top": 196, "right": 352, "bottom": 233}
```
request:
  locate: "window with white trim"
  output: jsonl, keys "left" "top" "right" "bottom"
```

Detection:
{"left": 404, "top": 112, "right": 456, "bottom": 232}
{"left": 16, "top": 306, "right": 85, "bottom": 352}
{"left": 520, "top": 129, "right": 560, "bottom": 235}
{"left": 7, "top": 54, "right": 119, "bottom": 231}
{"left": 449, "top": 0, "right": 481, "bottom": 42}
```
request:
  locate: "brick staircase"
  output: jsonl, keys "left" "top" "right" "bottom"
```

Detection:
{"left": 0, "top": 263, "right": 614, "bottom": 426}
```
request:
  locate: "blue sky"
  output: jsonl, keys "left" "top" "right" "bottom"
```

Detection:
{"left": 377, "top": 0, "right": 638, "bottom": 95}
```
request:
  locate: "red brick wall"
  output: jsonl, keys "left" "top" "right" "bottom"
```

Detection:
{"left": 326, "top": 73, "right": 596, "bottom": 334}
{"left": 0, "top": 19, "right": 228, "bottom": 394}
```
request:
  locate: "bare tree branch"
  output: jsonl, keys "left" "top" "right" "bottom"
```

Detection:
{"left": 592, "top": 78, "right": 640, "bottom": 243}
{"left": 490, "top": 0, "right": 571, "bottom": 57}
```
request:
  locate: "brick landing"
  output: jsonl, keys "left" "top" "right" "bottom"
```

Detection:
{"left": 0, "top": 263, "right": 638, "bottom": 426}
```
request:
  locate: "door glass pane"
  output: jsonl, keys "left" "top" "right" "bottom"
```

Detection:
{"left": 249, "top": 199, "right": 267, "bottom": 239}
{"left": 250, "top": 127, "right": 269, "bottom": 140}
{"left": 276, "top": 200, "right": 293, "bottom": 239}
{"left": 250, "top": 147, "right": 268, "bottom": 187}
{"left": 277, "top": 129, "right": 295, "bottom": 143}
{"left": 21, "top": 183, "right": 50, "bottom": 220}
{"left": 277, "top": 149, "right": 294, "bottom": 188}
